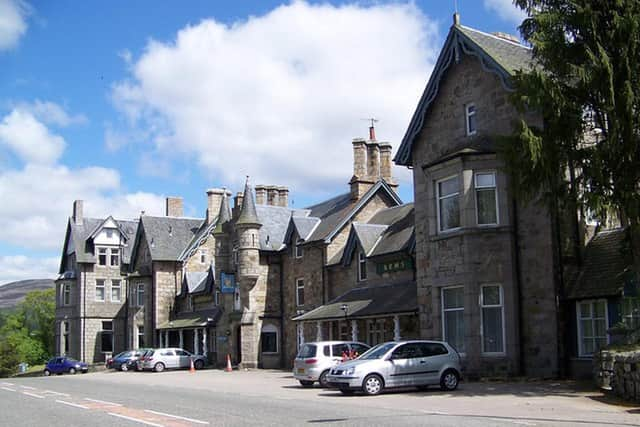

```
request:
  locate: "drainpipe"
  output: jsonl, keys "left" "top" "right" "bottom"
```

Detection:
{"left": 512, "top": 197, "right": 525, "bottom": 377}
{"left": 279, "top": 256, "right": 285, "bottom": 369}
{"left": 82, "top": 264, "right": 86, "bottom": 363}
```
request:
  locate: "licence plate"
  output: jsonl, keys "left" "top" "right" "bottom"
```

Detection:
{"left": 297, "top": 368, "right": 305, "bottom": 374}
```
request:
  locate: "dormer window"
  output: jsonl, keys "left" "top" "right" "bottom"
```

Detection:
{"left": 295, "top": 242, "right": 303, "bottom": 259}
{"left": 465, "top": 103, "right": 477, "bottom": 136}
{"left": 358, "top": 251, "right": 367, "bottom": 281}
{"left": 98, "top": 248, "right": 107, "bottom": 266}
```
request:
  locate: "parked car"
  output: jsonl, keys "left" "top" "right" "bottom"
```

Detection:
{"left": 138, "top": 348, "right": 207, "bottom": 372}
{"left": 106, "top": 349, "right": 151, "bottom": 371}
{"left": 293, "top": 341, "right": 370, "bottom": 387}
{"left": 326, "top": 340, "right": 462, "bottom": 395}
{"left": 44, "top": 357, "right": 89, "bottom": 376}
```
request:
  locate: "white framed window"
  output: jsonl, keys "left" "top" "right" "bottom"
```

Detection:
{"left": 296, "top": 278, "right": 305, "bottom": 306}
{"left": 577, "top": 299, "right": 608, "bottom": 357}
{"left": 481, "top": 284, "right": 505, "bottom": 354}
{"left": 95, "top": 279, "right": 105, "bottom": 302}
{"left": 63, "top": 283, "right": 71, "bottom": 306}
{"left": 465, "top": 103, "right": 477, "bottom": 135}
{"left": 260, "top": 324, "right": 278, "bottom": 354}
{"left": 475, "top": 172, "right": 498, "bottom": 225}
{"left": 199, "top": 249, "right": 207, "bottom": 264}
{"left": 357, "top": 251, "right": 367, "bottom": 281}
{"left": 136, "top": 283, "right": 144, "bottom": 307}
{"left": 621, "top": 297, "right": 640, "bottom": 329}
{"left": 437, "top": 175, "right": 460, "bottom": 232}
{"left": 106, "top": 229, "right": 114, "bottom": 239}
{"left": 101, "top": 321, "right": 113, "bottom": 353}
{"left": 98, "top": 247, "right": 107, "bottom": 266}
{"left": 234, "top": 286, "right": 241, "bottom": 311}
{"left": 295, "top": 242, "right": 303, "bottom": 259}
{"left": 111, "top": 280, "right": 121, "bottom": 302}
{"left": 442, "top": 286, "right": 465, "bottom": 353}
{"left": 110, "top": 248, "right": 120, "bottom": 267}
{"left": 137, "top": 325, "right": 145, "bottom": 348}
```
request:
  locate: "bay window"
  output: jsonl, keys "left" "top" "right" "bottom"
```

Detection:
{"left": 437, "top": 176, "right": 460, "bottom": 231}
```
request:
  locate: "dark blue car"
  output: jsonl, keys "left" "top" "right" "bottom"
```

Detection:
{"left": 106, "top": 350, "right": 150, "bottom": 371}
{"left": 44, "top": 357, "right": 88, "bottom": 376}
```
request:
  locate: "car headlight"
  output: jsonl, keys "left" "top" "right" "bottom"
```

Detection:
{"left": 343, "top": 367, "right": 355, "bottom": 376}
{"left": 75, "top": 364, "right": 80, "bottom": 368}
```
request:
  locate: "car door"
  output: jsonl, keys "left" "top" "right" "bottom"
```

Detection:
{"left": 159, "top": 349, "right": 177, "bottom": 368}
{"left": 387, "top": 343, "right": 423, "bottom": 387}
{"left": 421, "top": 342, "right": 451, "bottom": 384}
{"left": 331, "top": 343, "right": 350, "bottom": 363}
{"left": 176, "top": 350, "right": 191, "bottom": 368}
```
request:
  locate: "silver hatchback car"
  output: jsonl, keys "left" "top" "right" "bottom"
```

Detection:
{"left": 293, "top": 341, "right": 370, "bottom": 387}
{"left": 326, "top": 340, "right": 462, "bottom": 395}
{"left": 138, "top": 348, "right": 207, "bottom": 372}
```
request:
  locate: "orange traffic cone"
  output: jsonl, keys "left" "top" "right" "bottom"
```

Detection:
{"left": 189, "top": 357, "right": 195, "bottom": 373}
{"left": 225, "top": 354, "right": 232, "bottom": 372}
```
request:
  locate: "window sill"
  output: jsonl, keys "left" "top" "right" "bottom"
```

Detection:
{"left": 481, "top": 352, "right": 507, "bottom": 357}
{"left": 431, "top": 225, "right": 511, "bottom": 241}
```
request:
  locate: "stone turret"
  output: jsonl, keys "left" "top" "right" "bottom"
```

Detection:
{"left": 213, "top": 190, "right": 232, "bottom": 273}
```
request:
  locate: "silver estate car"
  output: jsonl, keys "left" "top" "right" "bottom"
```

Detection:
{"left": 138, "top": 348, "right": 207, "bottom": 372}
{"left": 326, "top": 340, "right": 462, "bottom": 395}
{"left": 293, "top": 341, "right": 370, "bottom": 387}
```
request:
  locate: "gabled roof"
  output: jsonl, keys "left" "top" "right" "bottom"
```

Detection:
{"left": 255, "top": 204, "right": 309, "bottom": 251}
{"left": 394, "top": 23, "right": 533, "bottom": 166}
{"left": 178, "top": 218, "right": 218, "bottom": 262}
{"left": 566, "top": 228, "right": 632, "bottom": 299}
{"left": 133, "top": 216, "right": 203, "bottom": 262}
{"left": 292, "top": 281, "right": 417, "bottom": 322}
{"left": 179, "top": 265, "right": 215, "bottom": 297}
{"left": 340, "top": 224, "right": 388, "bottom": 267}
{"left": 305, "top": 180, "right": 402, "bottom": 244}
{"left": 59, "top": 217, "right": 139, "bottom": 272}
{"left": 87, "top": 215, "right": 131, "bottom": 242}
{"left": 283, "top": 216, "right": 319, "bottom": 244}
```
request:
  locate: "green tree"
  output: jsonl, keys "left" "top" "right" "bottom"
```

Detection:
{"left": 502, "top": 1, "right": 640, "bottom": 274}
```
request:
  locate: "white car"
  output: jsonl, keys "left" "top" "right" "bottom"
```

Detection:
{"left": 326, "top": 340, "right": 462, "bottom": 395}
{"left": 293, "top": 341, "right": 370, "bottom": 387}
{"left": 138, "top": 348, "right": 206, "bottom": 372}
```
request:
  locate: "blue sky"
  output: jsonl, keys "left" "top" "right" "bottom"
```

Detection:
{"left": 0, "top": 0, "right": 526, "bottom": 284}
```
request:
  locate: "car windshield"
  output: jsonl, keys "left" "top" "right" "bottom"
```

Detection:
{"left": 296, "top": 344, "right": 317, "bottom": 358}
{"left": 358, "top": 342, "right": 396, "bottom": 360}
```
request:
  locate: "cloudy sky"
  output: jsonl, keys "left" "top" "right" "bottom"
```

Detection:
{"left": 0, "top": 0, "right": 525, "bottom": 285}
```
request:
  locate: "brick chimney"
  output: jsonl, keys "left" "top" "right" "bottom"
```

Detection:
{"left": 72, "top": 200, "right": 83, "bottom": 225}
{"left": 255, "top": 185, "right": 267, "bottom": 205}
{"left": 206, "top": 188, "right": 226, "bottom": 224}
{"left": 165, "top": 197, "right": 183, "bottom": 217}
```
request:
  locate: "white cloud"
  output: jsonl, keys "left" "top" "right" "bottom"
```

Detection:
{"left": 15, "top": 99, "right": 88, "bottom": 127}
{"left": 483, "top": 0, "right": 527, "bottom": 26}
{"left": 112, "top": 1, "right": 439, "bottom": 192}
{"left": 0, "top": 108, "right": 65, "bottom": 164}
{"left": 0, "top": 0, "right": 30, "bottom": 51}
{"left": 0, "top": 255, "right": 59, "bottom": 285}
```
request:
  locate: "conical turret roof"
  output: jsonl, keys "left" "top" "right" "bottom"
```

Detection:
{"left": 213, "top": 190, "right": 232, "bottom": 234}
{"left": 236, "top": 177, "right": 262, "bottom": 227}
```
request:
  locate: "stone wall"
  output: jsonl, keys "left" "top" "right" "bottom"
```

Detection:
{"left": 594, "top": 348, "right": 640, "bottom": 402}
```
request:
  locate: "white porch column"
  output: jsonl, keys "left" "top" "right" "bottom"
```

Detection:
{"left": 165, "top": 330, "right": 169, "bottom": 348}
{"left": 351, "top": 320, "right": 358, "bottom": 341}
{"left": 159, "top": 331, "right": 163, "bottom": 348}
{"left": 179, "top": 329, "right": 184, "bottom": 349}
{"left": 202, "top": 329, "right": 207, "bottom": 357}
{"left": 193, "top": 329, "right": 198, "bottom": 354}
{"left": 394, "top": 315, "right": 401, "bottom": 341}
{"left": 316, "top": 321, "right": 322, "bottom": 341}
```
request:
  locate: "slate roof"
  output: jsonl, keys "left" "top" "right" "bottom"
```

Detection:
{"left": 178, "top": 218, "right": 217, "bottom": 262}
{"left": 66, "top": 217, "right": 139, "bottom": 266}
{"left": 139, "top": 216, "right": 203, "bottom": 261}
{"left": 236, "top": 179, "right": 261, "bottom": 227}
{"left": 292, "top": 281, "right": 417, "bottom": 322}
{"left": 395, "top": 22, "right": 533, "bottom": 166}
{"left": 179, "top": 265, "right": 215, "bottom": 296}
{"left": 352, "top": 223, "right": 388, "bottom": 255}
{"left": 255, "top": 204, "right": 310, "bottom": 251}
{"left": 291, "top": 216, "right": 321, "bottom": 241}
{"left": 566, "top": 228, "right": 632, "bottom": 299}
{"left": 156, "top": 308, "right": 222, "bottom": 330}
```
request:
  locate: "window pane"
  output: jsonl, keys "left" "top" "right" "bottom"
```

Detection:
{"left": 101, "top": 332, "right": 113, "bottom": 352}
{"left": 477, "top": 188, "right": 497, "bottom": 224}
{"left": 579, "top": 302, "right": 592, "bottom": 318}
{"left": 580, "top": 319, "right": 593, "bottom": 337}
{"left": 468, "top": 114, "right": 476, "bottom": 133}
{"left": 475, "top": 173, "right": 495, "bottom": 187}
{"left": 482, "top": 307, "right": 503, "bottom": 352}
{"left": 440, "top": 195, "right": 460, "bottom": 230}
{"left": 439, "top": 177, "right": 459, "bottom": 197}
{"left": 444, "top": 310, "right": 465, "bottom": 353}
{"left": 594, "top": 301, "right": 606, "bottom": 318}
{"left": 261, "top": 332, "right": 277, "bottom": 353}
{"left": 482, "top": 286, "right": 501, "bottom": 306}
{"left": 443, "top": 287, "right": 464, "bottom": 309}
{"left": 583, "top": 338, "right": 594, "bottom": 355}
{"left": 594, "top": 318, "right": 606, "bottom": 337}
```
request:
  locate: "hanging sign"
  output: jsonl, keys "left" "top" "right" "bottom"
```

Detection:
{"left": 220, "top": 272, "right": 236, "bottom": 294}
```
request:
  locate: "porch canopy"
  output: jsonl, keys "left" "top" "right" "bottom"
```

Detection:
{"left": 292, "top": 281, "right": 417, "bottom": 322}
{"left": 157, "top": 308, "right": 222, "bottom": 330}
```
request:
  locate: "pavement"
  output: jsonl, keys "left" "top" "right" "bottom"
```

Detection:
{"left": 0, "top": 368, "right": 638, "bottom": 426}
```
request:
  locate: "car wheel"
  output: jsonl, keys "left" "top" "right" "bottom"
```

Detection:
{"left": 69, "top": 367, "right": 77, "bottom": 375}
{"left": 120, "top": 363, "right": 128, "bottom": 372}
{"left": 299, "top": 380, "right": 314, "bottom": 388}
{"left": 154, "top": 362, "right": 165, "bottom": 373}
{"left": 339, "top": 389, "right": 355, "bottom": 395}
{"left": 194, "top": 360, "right": 204, "bottom": 370}
{"left": 362, "top": 374, "right": 384, "bottom": 396}
{"left": 318, "top": 370, "right": 330, "bottom": 388}
{"left": 43, "top": 369, "right": 51, "bottom": 377}
{"left": 440, "top": 369, "right": 459, "bottom": 391}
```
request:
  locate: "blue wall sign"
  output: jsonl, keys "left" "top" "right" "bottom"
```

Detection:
{"left": 220, "top": 272, "right": 236, "bottom": 294}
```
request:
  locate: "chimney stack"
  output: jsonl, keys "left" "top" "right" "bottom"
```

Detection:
{"left": 73, "top": 200, "right": 83, "bottom": 225}
{"left": 266, "top": 186, "right": 279, "bottom": 206}
{"left": 366, "top": 142, "right": 380, "bottom": 179}
{"left": 255, "top": 185, "right": 267, "bottom": 205}
{"left": 206, "top": 188, "right": 227, "bottom": 224}
{"left": 352, "top": 138, "right": 367, "bottom": 179}
{"left": 277, "top": 186, "right": 289, "bottom": 207}
{"left": 233, "top": 192, "right": 244, "bottom": 219}
{"left": 379, "top": 142, "right": 397, "bottom": 187}
{"left": 165, "top": 197, "right": 183, "bottom": 217}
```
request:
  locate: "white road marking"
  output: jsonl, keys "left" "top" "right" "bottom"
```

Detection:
{"left": 84, "top": 397, "right": 122, "bottom": 406}
{"left": 144, "top": 409, "right": 209, "bottom": 424}
{"left": 108, "top": 412, "right": 164, "bottom": 427}
{"left": 43, "top": 390, "right": 69, "bottom": 396}
{"left": 425, "top": 411, "right": 449, "bottom": 415}
{"left": 21, "top": 386, "right": 36, "bottom": 390}
{"left": 56, "top": 400, "right": 88, "bottom": 410}
{"left": 1, "top": 387, "right": 16, "bottom": 392}
{"left": 513, "top": 421, "right": 537, "bottom": 426}
{"left": 1, "top": 382, "right": 15, "bottom": 386}
{"left": 22, "top": 391, "right": 44, "bottom": 399}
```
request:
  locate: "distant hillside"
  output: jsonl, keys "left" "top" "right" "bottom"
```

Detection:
{"left": 0, "top": 279, "right": 55, "bottom": 309}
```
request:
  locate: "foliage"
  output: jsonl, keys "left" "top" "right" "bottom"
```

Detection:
{"left": 500, "top": 1, "right": 640, "bottom": 264}
{"left": 0, "top": 288, "right": 55, "bottom": 377}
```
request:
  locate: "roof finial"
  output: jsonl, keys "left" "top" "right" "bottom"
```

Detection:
{"left": 453, "top": 0, "right": 460, "bottom": 26}
{"left": 362, "top": 117, "right": 379, "bottom": 141}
